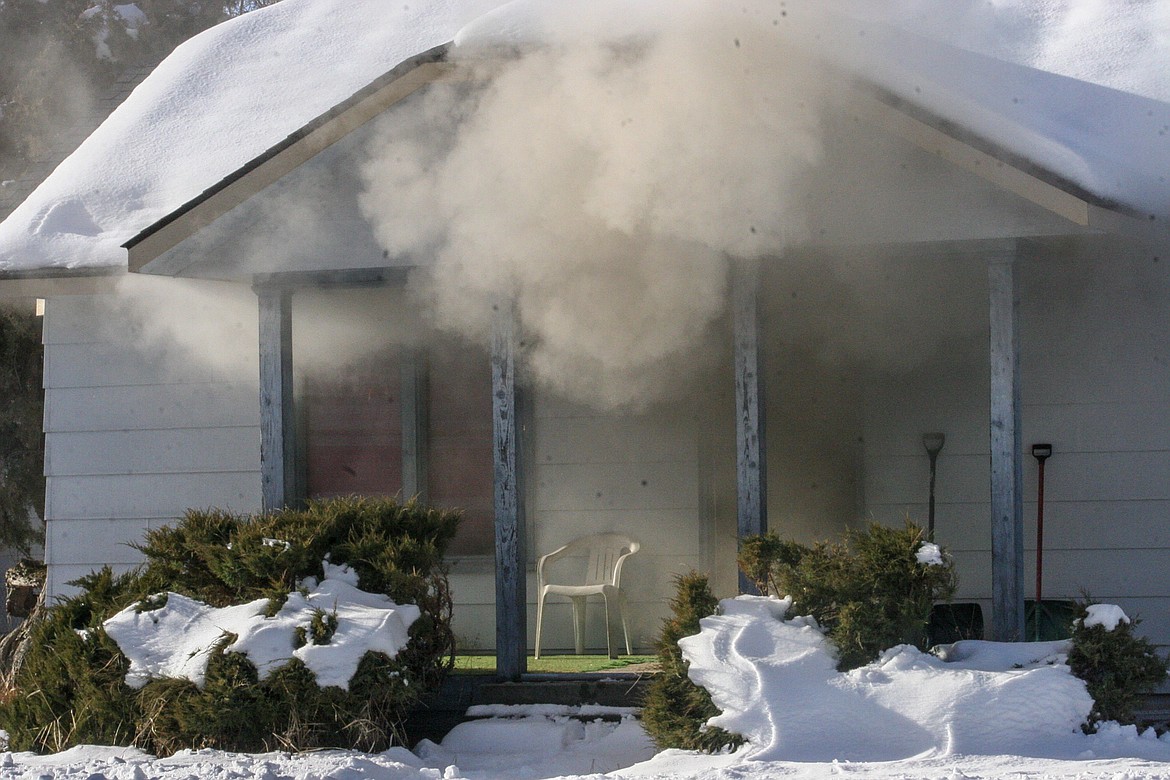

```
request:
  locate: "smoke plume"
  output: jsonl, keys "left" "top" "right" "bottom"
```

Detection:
{"left": 359, "top": 0, "right": 835, "bottom": 409}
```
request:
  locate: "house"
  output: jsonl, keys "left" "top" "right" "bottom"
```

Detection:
{"left": 2, "top": 0, "right": 1169, "bottom": 679}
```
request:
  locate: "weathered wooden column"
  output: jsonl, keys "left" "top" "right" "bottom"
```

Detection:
{"left": 400, "top": 347, "right": 429, "bottom": 503}
{"left": 988, "top": 246, "right": 1025, "bottom": 641}
{"left": 492, "top": 302, "right": 526, "bottom": 680}
{"left": 733, "top": 262, "right": 767, "bottom": 592}
{"left": 256, "top": 286, "right": 296, "bottom": 512}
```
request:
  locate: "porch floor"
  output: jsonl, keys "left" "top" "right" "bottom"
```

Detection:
{"left": 453, "top": 654, "right": 658, "bottom": 675}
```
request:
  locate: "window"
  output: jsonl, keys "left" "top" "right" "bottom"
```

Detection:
{"left": 301, "top": 329, "right": 493, "bottom": 557}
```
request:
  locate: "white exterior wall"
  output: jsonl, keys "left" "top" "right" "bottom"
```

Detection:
{"left": 862, "top": 241, "right": 1170, "bottom": 644}
{"left": 526, "top": 394, "right": 706, "bottom": 653}
{"left": 41, "top": 291, "right": 262, "bottom": 597}
{"left": 38, "top": 285, "right": 703, "bottom": 655}
{"left": 448, "top": 392, "right": 708, "bottom": 654}
{"left": 39, "top": 236, "right": 1170, "bottom": 653}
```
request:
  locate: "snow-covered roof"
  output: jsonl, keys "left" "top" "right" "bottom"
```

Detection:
{"left": 0, "top": 0, "right": 505, "bottom": 274}
{"left": 1, "top": 0, "right": 1169, "bottom": 276}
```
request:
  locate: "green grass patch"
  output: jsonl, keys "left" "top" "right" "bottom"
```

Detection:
{"left": 453, "top": 655, "right": 656, "bottom": 674}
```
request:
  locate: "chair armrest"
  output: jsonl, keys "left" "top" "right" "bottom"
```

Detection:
{"left": 537, "top": 543, "right": 573, "bottom": 588}
{"left": 611, "top": 547, "right": 639, "bottom": 587}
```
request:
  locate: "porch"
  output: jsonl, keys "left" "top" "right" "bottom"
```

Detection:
{"left": 247, "top": 237, "right": 1059, "bottom": 679}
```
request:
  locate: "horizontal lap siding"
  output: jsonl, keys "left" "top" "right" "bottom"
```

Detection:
{"left": 522, "top": 395, "right": 702, "bottom": 653}
{"left": 45, "top": 428, "right": 259, "bottom": 475}
{"left": 45, "top": 383, "right": 259, "bottom": 431}
{"left": 862, "top": 247, "right": 1170, "bottom": 645}
{"left": 45, "top": 473, "right": 261, "bottom": 519}
{"left": 42, "top": 294, "right": 261, "bottom": 598}
{"left": 45, "top": 342, "right": 217, "bottom": 387}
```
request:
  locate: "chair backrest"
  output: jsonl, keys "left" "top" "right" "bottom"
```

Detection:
{"left": 578, "top": 533, "right": 640, "bottom": 587}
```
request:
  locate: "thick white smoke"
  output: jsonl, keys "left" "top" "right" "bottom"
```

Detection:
{"left": 359, "top": 0, "right": 833, "bottom": 409}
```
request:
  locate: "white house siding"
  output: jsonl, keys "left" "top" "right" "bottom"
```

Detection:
{"left": 862, "top": 238, "right": 1170, "bottom": 645}
{"left": 528, "top": 394, "right": 706, "bottom": 653}
{"left": 41, "top": 291, "right": 262, "bottom": 598}
{"left": 447, "top": 391, "right": 709, "bottom": 654}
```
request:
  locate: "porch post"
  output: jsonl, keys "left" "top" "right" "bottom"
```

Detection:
{"left": 492, "top": 302, "right": 527, "bottom": 679}
{"left": 988, "top": 246, "right": 1025, "bottom": 641}
{"left": 733, "top": 261, "right": 767, "bottom": 592}
{"left": 400, "top": 347, "right": 429, "bottom": 504}
{"left": 256, "top": 286, "right": 296, "bottom": 512}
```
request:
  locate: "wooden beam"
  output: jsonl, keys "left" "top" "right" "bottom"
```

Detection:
{"left": 401, "top": 347, "right": 429, "bottom": 504}
{"left": 250, "top": 267, "right": 412, "bottom": 290}
{"left": 492, "top": 302, "right": 526, "bottom": 680}
{"left": 988, "top": 248, "right": 1025, "bottom": 641}
{"left": 0, "top": 269, "right": 123, "bottom": 299}
{"left": 256, "top": 287, "right": 296, "bottom": 512}
{"left": 869, "top": 97, "right": 1091, "bottom": 227}
{"left": 733, "top": 262, "right": 767, "bottom": 592}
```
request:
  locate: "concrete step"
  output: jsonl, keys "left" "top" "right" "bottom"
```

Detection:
{"left": 406, "top": 674, "right": 653, "bottom": 746}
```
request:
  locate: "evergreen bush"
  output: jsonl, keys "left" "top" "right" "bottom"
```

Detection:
{"left": 641, "top": 572, "right": 743, "bottom": 753}
{"left": 1066, "top": 603, "right": 1168, "bottom": 728}
{"left": 738, "top": 521, "right": 956, "bottom": 671}
{"left": 0, "top": 304, "right": 45, "bottom": 553}
{"left": 0, "top": 496, "right": 459, "bottom": 755}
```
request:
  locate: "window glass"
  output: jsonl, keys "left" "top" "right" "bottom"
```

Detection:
{"left": 304, "top": 348, "right": 403, "bottom": 497}
{"left": 428, "top": 344, "right": 494, "bottom": 557}
{"left": 299, "top": 304, "right": 493, "bottom": 557}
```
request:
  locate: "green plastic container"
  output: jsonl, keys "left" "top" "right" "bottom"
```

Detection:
{"left": 1026, "top": 599, "right": 1076, "bottom": 641}
{"left": 929, "top": 602, "right": 984, "bottom": 645}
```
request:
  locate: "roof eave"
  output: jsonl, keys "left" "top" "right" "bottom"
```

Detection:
{"left": 0, "top": 266, "right": 124, "bottom": 298}
{"left": 126, "top": 42, "right": 458, "bottom": 275}
{"left": 127, "top": 41, "right": 1170, "bottom": 279}
{"left": 857, "top": 83, "right": 1170, "bottom": 246}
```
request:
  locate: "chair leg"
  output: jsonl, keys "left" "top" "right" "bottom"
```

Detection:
{"left": 570, "top": 596, "right": 587, "bottom": 655}
{"left": 534, "top": 593, "right": 546, "bottom": 660}
{"left": 619, "top": 591, "right": 632, "bottom": 656}
{"left": 602, "top": 593, "right": 617, "bottom": 659}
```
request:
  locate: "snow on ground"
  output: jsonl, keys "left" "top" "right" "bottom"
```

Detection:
{"left": 7, "top": 595, "right": 1170, "bottom": 779}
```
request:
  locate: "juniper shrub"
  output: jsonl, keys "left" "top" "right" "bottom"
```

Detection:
{"left": 0, "top": 496, "right": 459, "bottom": 755}
{"left": 641, "top": 571, "right": 743, "bottom": 752}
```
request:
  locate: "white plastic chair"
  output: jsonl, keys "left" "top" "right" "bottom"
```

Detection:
{"left": 534, "top": 533, "right": 640, "bottom": 659}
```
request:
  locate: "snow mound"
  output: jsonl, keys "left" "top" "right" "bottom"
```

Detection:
{"left": 419, "top": 708, "right": 656, "bottom": 776}
{"left": 104, "top": 560, "right": 420, "bottom": 690}
{"left": 932, "top": 638, "right": 1069, "bottom": 669}
{"left": 681, "top": 595, "right": 1094, "bottom": 762}
{"left": 33, "top": 200, "right": 103, "bottom": 238}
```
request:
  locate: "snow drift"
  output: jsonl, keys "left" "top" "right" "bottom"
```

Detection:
{"left": 681, "top": 596, "right": 1095, "bottom": 762}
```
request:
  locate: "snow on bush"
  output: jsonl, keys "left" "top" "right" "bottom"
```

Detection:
{"left": 1082, "top": 603, "right": 1129, "bottom": 632}
{"left": 104, "top": 560, "right": 420, "bottom": 690}
{"left": 736, "top": 522, "right": 957, "bottom": 670}
{"left": 915, "top": 541, "right": 944, "bottom": 566}
{"left": 1068, "top": 601, "right": 1168, "bottom": 727}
